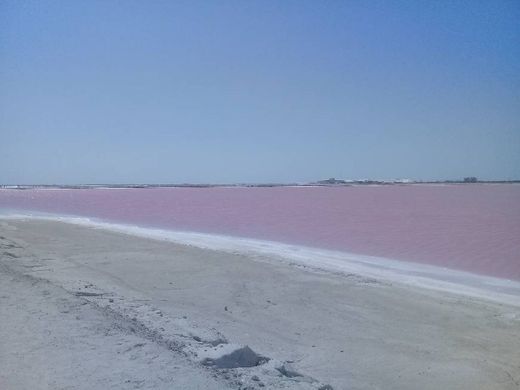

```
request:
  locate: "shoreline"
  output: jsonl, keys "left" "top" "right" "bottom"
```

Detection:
{"left": 2, "top": 212, "right": 520, "bottom": 307}
{"left": 1, "top": 218, "right": 520, "bottom": 389}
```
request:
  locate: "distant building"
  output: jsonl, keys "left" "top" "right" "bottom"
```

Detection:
{"left": 463, "top": 177, "right": 478, "bottom": 183}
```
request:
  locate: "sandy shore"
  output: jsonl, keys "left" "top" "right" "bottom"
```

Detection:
{"left": 1, "top": 219, "right": 519, "bottom": 389}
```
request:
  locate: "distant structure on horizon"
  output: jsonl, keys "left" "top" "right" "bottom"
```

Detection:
{"left": 314, "top": 177, "right": 413, "bottom": 185}
{"left": 316, "top": 178, "right": 348, "bottom": 185}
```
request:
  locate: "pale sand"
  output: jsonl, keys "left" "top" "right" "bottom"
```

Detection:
{"left": 1, "top": 219, "right": 519, "bottom": 390}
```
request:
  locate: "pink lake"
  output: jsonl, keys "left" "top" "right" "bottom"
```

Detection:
{"left": 0, "top": 185, "right": 519, "bottom": 280}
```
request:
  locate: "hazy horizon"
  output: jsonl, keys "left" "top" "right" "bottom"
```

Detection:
{"left": 1, "top": 1, "right": 519, "bottom": 184}
{"left": 2, "top": 177, "right": 520, "bottom": 186}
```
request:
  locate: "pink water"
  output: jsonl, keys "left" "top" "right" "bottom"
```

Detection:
{"left": 1, "top": 185, "right": 519, "bottom": 280}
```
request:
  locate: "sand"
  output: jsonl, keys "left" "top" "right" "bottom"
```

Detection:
{"left": 1, "top": 219, "right": 520, "bottom": 390}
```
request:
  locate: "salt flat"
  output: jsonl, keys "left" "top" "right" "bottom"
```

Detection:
{"left": 1, "top": 219, "right": 520, "bottom": 390}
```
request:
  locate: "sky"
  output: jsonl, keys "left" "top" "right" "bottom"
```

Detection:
{"left": 1, "top": 0, "right": 519, "bottom": 184}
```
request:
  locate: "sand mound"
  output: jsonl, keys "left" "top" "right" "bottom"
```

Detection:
{"left": 276, "top": 364, "right": 303, "bottom": 378}
{"left": 202, "top": 345, "right": 268, "bottom": 369}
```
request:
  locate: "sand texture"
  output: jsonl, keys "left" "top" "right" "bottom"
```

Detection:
{"left": 1, "top": 219, "right": 519, "bottom": 390}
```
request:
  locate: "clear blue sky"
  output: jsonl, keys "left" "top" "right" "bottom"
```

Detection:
{"left": 1, "top": 0, "right": 519, "bottom": 184}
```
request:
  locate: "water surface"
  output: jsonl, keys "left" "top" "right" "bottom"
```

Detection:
{"left": 1, "top": 185, "right": 519, "bottom": 280}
